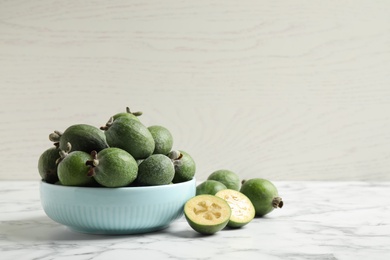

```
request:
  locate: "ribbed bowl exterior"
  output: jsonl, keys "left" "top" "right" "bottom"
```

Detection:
{"left": 40, "top": 178, "right": 196, "bottom": 234}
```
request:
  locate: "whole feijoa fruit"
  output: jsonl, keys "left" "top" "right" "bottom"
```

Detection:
{"left": 240, "top": 178, "right": 283, "bottom": 217}
{"left": 148, "top": 125, "right": 173, "bottom": 155}
{"left": 184, "top": 194, "right": 231, "bottom": 235}
{"left": 87, "top": 148, "right": 138, "bottom": 188}
{"left": 38, "top": 144, "right": 61, "bottom": 184}
{"left": 168, "top": 150, "right": 196, "bottom": 183}
{"left": 215, "top": 189, "right": 255, "bottom": 228}
{"left": 136, "top": 154, "right": 175, "bottom": 186}
{"left": 57, "top": 146, "right": 94, "bottom": 186}
{"left": 101, "top": 107, "right": 142, "bottom": 128}
{"left": 207, "top": 169, "right": 241, "bottom": 191}
{"left": 103, "top": 116, "right": 155, "bottom": 160}
{"left": 113, "top": 107, "right": 142, "bottom": 121}
{"left": 196, "top": 180, "right": 227, "bottom": 195}
{"left": 49, "top": 124, "right": 108, "bottom": 153}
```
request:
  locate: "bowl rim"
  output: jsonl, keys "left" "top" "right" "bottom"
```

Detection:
{"left": 40, "top": 177, "right": 196, "bottom": 191}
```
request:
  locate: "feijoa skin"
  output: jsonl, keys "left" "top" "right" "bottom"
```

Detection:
{"left": 169, "top": 150, "right": 196, "bottom": 183}
{"left": 38, "top": 145, "right": 61, "bottom": 184}
{"left": 148, "top": 125, "right": 173, "bottom": 155}
{"left": 207, "top": 169, "right": 241, "bottom": 191}
{"left": 184, "top": 194, "right": 231, "bottom": 235}
{"left": 50, "top": 124, "right": 108, "bottom": 153}
{"left": 87, "top": 148, "right": 138, "bottom": 188}
{"left": 113, "top": 107, "right": 142, "bottom": 121}
{"left": 103, "top": 116, "right": 155, "bottom": 160}
{"left": 240, "top": 178, "right": 283, "bottom": 217}
{"left": 196, "top": 180, "right": 227, "bottom": 195}
{"left": 57, "top": 151, "right": 94, "bottom": 186}
{"left": 136, "top": 154, "right": 175, "bottom": 186}
{"left": 215, "top": 189, "right": 255, "bottom": 228}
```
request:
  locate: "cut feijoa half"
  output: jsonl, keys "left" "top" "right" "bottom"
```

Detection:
{"left": 215, "top": 189, "right": 255, "bottom": 228}
{"left": 184, "top": 194, "right": 231, "bottom": 235}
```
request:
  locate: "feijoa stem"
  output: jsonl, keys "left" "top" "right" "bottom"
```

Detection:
{"left": 49, "top": 130, "right": 62, "bottom": 142}
{"left": 85, "top": 150, "right": 99, "bottom": 176}
{"left": 126, "top": 107, "right": 142, "bottom": 117}
{"left": 272, "top": 197, "right": 283, "bottom": 208}
{"left": 56, "top": 142, "right": 72, "bottom": 164}
{"left": 100, "top": 117, "right": 114, "bottom": 131}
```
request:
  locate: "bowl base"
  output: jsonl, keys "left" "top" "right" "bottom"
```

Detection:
{"left": 67, "top": 224, "right": 170, "bottom": 235}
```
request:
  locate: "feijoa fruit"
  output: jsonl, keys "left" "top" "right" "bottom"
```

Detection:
{"left": 86, "top": 148, "right": 138, "bottom": 188}
{"left": 240, "top": 178, "right": 283, "bottom": 217}
{"left": 103, "top": 116, "right": 155, "bottom": 160}
{"left": 184, "top": 194, "right": 231, "bottom": 235}
{"left": 136, "top": 154, "right": 175, "bottom": 186}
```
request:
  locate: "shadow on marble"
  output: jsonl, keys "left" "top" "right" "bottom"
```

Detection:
{"left": 0, "top": 215, "right": 130, "bottom": 242}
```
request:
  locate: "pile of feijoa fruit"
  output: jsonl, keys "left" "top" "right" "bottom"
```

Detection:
{"left": 38, "top": 107, "right": 196, "bottom": 188}
{"left": 183, "top": 169, "right": 283, "bottom": 235}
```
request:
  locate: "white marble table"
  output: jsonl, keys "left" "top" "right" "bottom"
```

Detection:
{"left": 1, "top": 181, "right": 389, "bottom": 260}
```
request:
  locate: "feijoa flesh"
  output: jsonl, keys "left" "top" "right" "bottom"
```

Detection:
{"left": 184, "top": 194, "right": 231, "bottom": 235}
{"left": 57, "top": 150, "right": 94, "bottom": 186}
{"left": 169, "top": 150, "right": 196, "bottom": 183}
{"left": 136, "top": 154, "right": 175, "bottom": 186}
{"left": 87, "top": 148, "right": 138, "bottom": 188}
{"left": 215, "top": 189, "right": 255, "bottom": 228}
{"left": 148, "top": 125, "right": 173, "bottom": 155}
{"left": 49, "top": 124, "right": 108, "bottom": 153}
{"left": 240, "top": 178, "right": 283, "bottom": 217}
{"left": 38, "top": 145, "right": 61, "bottom": 184}
{"left": 103, "top": 116, "right": 155, "bottom": 160}
{"left": 208, "top": 169, "right": 241, "bottom": 191}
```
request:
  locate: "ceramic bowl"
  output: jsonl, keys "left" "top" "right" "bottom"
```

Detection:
{"left": 40, "top": 178, "right": 196, "bottom": 235}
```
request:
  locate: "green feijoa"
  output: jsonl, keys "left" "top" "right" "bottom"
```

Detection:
{"left": 113, "top": 107, "right": 142, "bottom": 121}
{"left": 49, "top": 124, "right": 108, "bottom": 153}
{"left": 57, "top": 150, "right": 94, "bottom": 186}
{"left": 100, "top": 107, "right": 142, "bottom": 131}
{"left": 215, "top": 189, "right": 255, "bottom": 228}
{"left": 207, "top": 169, "right": 241, "bottom": 191}
{"left": 184, "top": 194, "right": 231, "bottom": 235}
{"left": 169, "top": 150, "right": 196, "bottom": 183}
{"left": 148, "top": 125, "right": 173, "bottom": 155}
{"left": 196, "top": 180, "right": 227, "bottom": 195}
{"left": 38, "top": 145, "right": 61, "bottom": 184}
{"left": 240, "top": 178, "right": 283, "bottom": 217}
{"left": 87, "top": 148, "right": 138, "bottom": 188}
{"left": 103, "top": 116, "right": 155, "bottom": 160}
{"left": 136, "top": 154, "right": 174, "bottom": 186}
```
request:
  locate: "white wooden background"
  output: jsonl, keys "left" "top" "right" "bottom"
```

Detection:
{"left": 1, "top": 1, "right": 390, "bottom": 181}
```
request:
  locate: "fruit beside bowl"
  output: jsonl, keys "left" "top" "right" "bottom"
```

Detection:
{"left": 40, "top": 178, "right": 196, "bottom": 234}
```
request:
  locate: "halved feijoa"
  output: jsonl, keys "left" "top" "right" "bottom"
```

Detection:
{"left": 240, "top": 178, "right": 283, "bottom": 217}
{"left": 184, "top": 194, "right": 231, "bottom": 235}
{"left": 215, "top": 189, "right": 255, "bottom": 228}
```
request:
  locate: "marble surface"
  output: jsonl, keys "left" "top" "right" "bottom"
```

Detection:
{"left": 1, "top": 181, "right": 389, "bottom": 260}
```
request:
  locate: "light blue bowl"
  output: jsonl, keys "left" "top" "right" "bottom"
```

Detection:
{"left": 40, "top": 178, "right": 196, "bottom": 235}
